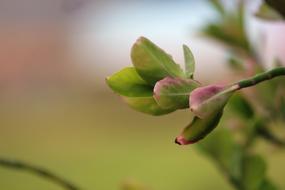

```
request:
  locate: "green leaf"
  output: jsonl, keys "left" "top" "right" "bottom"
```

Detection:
{"left": 228, "top": 93, "right": 254, "bottom": 119}
{"left": 255, "top": 3, "right": 283, "bottom": 21}
{"left": 279, "top": 96, "right": 285, "bottom": 121}
{"left": 242, "top": 155, "right": 266, "bottom": 190}
{"left": 106, "top": 67, "right": 153, "bottom": 97}
{"left": 107, "top": 67, "right": 174, "bottom": 116}
{"left": 153, "top": 77, "right": 200, "bottom": 110}
{"left": 202, "top": 22, "right": 250, "bottom": 52}
{"left": 227, "top": 55, "right": 244, "bottom": 71}
{"left": 122, "top": 96, "right": 174, "bottom": 116}
{"left": 197, "top": 125, "right": 234, "bottom": 157}
{"left": 131, "top": 37, "right": 186, "bottom": 85}
{"left": 258, "top": 179, "right": 278, "bottom": 190}
{"left": 202, "top": 1, "right": 250, "bottom": 53}
{"left": 265, "top": 0, "right": 285, "bottom": 18}
{"left": 183, "top": 45, "right": 195, "bottom": 78}
{"left": 209, "top": 0, "right": 225, "bottom": 15}
{"left": 190, "top": 84, "right": 238, "bottom": 119}
{"left": 175, "top": 111, "right": 223, "bottom": 145}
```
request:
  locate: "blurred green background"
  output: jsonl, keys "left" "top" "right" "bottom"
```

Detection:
{"left": 0, "top": 90, "right": 233, "bottom": 190}
{"left": 1, "top": 89, "right": 285, "bottom": 190}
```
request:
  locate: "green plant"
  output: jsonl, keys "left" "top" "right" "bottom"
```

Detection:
{"left": 106, "top": 1, "right": 285, "bottom": 189}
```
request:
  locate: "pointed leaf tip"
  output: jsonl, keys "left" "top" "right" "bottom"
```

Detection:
{"left": 106, "top": 67, "right": 153, "bottom": 97}
{"left": 183, "top": 44, "right": 195, "bottom": 79}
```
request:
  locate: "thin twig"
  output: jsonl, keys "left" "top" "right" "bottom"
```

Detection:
{"left": 237, "top": 67, "right": 285, "bottom": 89}
{"left": 0, "top": 158, "right": 80, "bottom": 190}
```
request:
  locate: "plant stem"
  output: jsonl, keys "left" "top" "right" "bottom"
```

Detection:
{"left": 237, "top": 67, "right": 285, "bottom": 89}
{"left": 0, "top": 158, "right": 80, "bottom": 190}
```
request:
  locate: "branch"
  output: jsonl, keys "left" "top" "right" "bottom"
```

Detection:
{"left": 237, "top": 67, "right": 285, "bottom": 89}
{"left": 0, "top": 158, "right": 80, "bottom": 190}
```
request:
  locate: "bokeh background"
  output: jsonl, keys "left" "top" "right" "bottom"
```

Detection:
{"left": 0, "top": 0, "right": 285, "bottom": 189}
